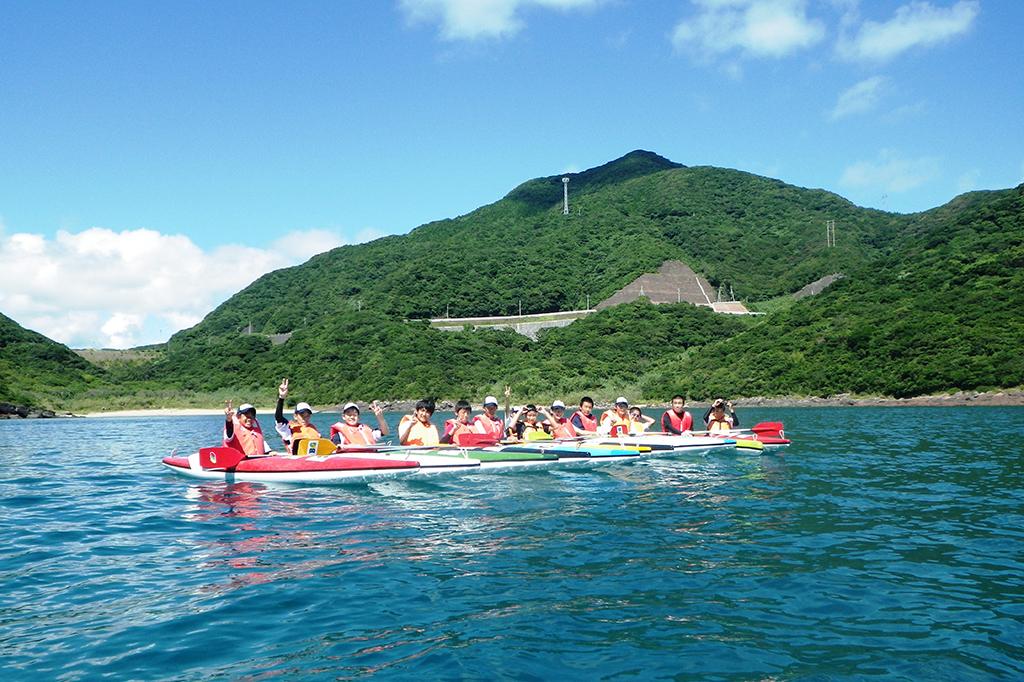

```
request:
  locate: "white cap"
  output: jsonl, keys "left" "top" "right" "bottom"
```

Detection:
{"left": 343, "top": 402, "right": 360, "bottom": 413}
{"left": 615, "top": 396, "right": 629, "bottom": 406}
{"left": 237, "top": 403, "right": 255, "bottom": 414}
{"left": 551, "top": 400, "right": 566, "bottom": 409}
{"left": 483, "top": 396, "right": 499, "bottom": 406}
{"left": 294, "top": 402, "right": 312, "bottom": 413}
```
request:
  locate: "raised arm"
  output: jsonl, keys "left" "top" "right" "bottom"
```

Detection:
{"left": 370, "top": 401, "right": 389, "bottom": 436}
{"left": 275, "top": 378, "right": 289, "bottom": 425}
{"left": 224, "top": 400, "right": 235, "bottom": 438}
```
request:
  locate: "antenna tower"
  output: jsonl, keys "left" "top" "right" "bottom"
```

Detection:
{"left": 826, "top": 220, "right": 836, "bottom": 247}
{"left": 562, "top": 177, "right": 570, "bottom": 215}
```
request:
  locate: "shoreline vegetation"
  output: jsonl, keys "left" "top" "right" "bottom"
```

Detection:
{"left": 1, "top": 388, "right": 1015, "bottom": 419}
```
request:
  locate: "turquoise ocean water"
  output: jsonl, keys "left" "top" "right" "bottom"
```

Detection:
{"left": 1, "top": 406, "right": 1022, "bottom": 680}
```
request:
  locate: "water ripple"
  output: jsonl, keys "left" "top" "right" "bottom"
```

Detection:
{"left": 1, "top": 408, "right": 1023, "bottom": 679}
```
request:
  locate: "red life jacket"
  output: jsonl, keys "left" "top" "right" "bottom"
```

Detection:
{"left": 661, "top": 410, "right": 693, "bottom": 434}
{"left": 571, "top": 411, "right": 598, "bottom": 432}
{"left": 330, "top": 421, "right": 376, "bottom": 445}
{"left": 548, "top": 417, "right": 577, "bottom": 440}
{"left": 224, "top": 416, "right": 267, "bottom": 456}
{"left": 473, "top": 413, "right": 504, "bottom": 438}
{"left": 443, "top": 418, "right": 474, "bottom": 443}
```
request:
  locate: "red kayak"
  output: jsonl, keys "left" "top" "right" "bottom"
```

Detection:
{"left": 162, "top": 452, "right": 419, "bottom": 484}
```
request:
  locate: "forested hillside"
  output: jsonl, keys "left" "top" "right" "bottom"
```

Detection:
{"left": 640, "top": 185, "right": 1024, "bottom": 398}
{"left": 4, "top": 151, "right": 1022, "bottom": 410}
{"left": 174, "top": 150, "right": 899, "bottom": 344}
{"left": 0, "top": 312, "right": 102, "bottom": 408}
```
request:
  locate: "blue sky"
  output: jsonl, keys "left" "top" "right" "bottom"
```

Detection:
{"left": 1, "top": 0, "right": 1021, "bottom": 348}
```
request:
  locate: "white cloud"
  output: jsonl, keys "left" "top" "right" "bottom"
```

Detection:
{"left": 400, "top": 0, "right": 601, "bottom": 41}
{"left": 838, "top": 1, "right": 979, "bottom": 62}
{"left": 840, "top": 149, "right": 940, "bottom": 193}
{"left": 830, "top": 75, "right": 888, "bottom": 120}
{"left": 0, "top": 226, "right": 353, "bottom": 349}
{"left": 672, "top": 0, "right": 826, "bottom": 59}
{"left": 101, "top": 313, "right": 144, "bottom": 349}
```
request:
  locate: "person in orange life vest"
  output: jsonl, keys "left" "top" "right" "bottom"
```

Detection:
{"left": 398, "top": 398, "right": 440, "bottom": 446}
{"left": 273, "top": 377, "right": 321, "bottom": 454}
{"left": 330, "top": 400, "right": 389, "bottom": 446}
{"left": 543, "top": 400, "right": 578, "bottom": 439}
{"left": 441, "top": 400, "right": 476, "bottom": 444}
{"left": 704, "top": 398, "right": 739, "bottom": 432}
{"left": 600, "top": 397, "right": 632, "bottom": 435}
{"left": 660, "top": 394, "right": 694, "bottom": 434}
{"left": 569, "top": 396, "right": 599, "bottom": 434}
{"left": 472, "top": 395, "right": 504, "bottom": 439}
{"left": 628, "top": 406, "right": 655, "bottom": 433}
{"left": 223, "top": 400, "right": 272, "bottom": 456}
{"left": 510, "top": 404, "right": 551, "bottom": 441}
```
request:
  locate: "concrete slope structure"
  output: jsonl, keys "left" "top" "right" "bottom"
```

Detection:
{"left": 793, "top": 273, "right": 845, "bottom": 299}
{"left": 596, "top": 260, "right": 721, "bottom": 310}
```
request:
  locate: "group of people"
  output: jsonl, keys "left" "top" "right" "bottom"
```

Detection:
{"left": 222, "top": 378, "right": 740, "bottom": 457}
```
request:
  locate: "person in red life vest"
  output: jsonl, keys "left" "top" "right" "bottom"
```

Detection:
{"left": 398, "top": 398, "right": 440, "bottom": 446}
{"left": 600, "top": 397, "right": 632, "bottom": 436}
{"left": 273, "top": 377, "right": 322, "bottom": 454}
{"left": 223, "top": 400, "right": 271, "bottom": 456}
{"left": 441, "top": 399, "right": 476, "bottom": 444}
{"left": 544, "top": 400, "right": 578, "bottom": 439}
{"left": 509, "top": 404, "right": 552, "bottom": 441}
{"left": 628, "top": 406, "right": 655, "bottom": 433}
{"left": 330, "top": 400, "right": 390, "bottom": 446}
{"left": 660, "top": 394, "right": 694, "bottom": 434}
{"left": 472, "top": 395, "right": 504, "bottom": 439}
{"left": 569, "top": 396, "right": 599, "bottom": 434}
{"left": 704, "top": 398, "right": 739, "bottom": 432}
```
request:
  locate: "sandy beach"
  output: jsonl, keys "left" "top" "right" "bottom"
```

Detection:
{"left": 81, "top": 407, "right": 271, "bottom": 418}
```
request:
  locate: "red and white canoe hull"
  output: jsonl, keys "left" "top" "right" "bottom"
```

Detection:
{"left": 162, "top": 452, "right": 419, "bottom": 484}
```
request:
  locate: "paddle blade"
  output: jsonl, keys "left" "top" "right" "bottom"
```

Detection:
{"left": 752, "top": 422, "right": 785, "bottom": 438}
{"left": 199, "top": 447, "right": 246, "bottom": 470}
{"left": 295, "top": 438, "right": 338, "bottom": 457}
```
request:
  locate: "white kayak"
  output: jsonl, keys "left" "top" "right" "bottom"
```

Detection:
{"left": 588, "top": 434, "right": 737, "bottom": 452}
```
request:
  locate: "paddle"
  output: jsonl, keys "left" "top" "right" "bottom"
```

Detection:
{"left": 198, "top": 447, "right": 246, "bottom": 470}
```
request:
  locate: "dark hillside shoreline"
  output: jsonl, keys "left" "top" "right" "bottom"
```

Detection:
{"left": 335, "top": 389, "right": 1024, "bottom": 415}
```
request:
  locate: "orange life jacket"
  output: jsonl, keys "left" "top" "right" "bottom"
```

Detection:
{"left": 707, "top": 416, "right": 734, "bottom": 433}
{"left": 601, "top": 409, "right": 631, "bottom": 435}
{"left": 400, "top": 415, "right": 440, "bottom": 446}
{"left": 288, "top": 420, "right": 321, "bottom": 441}
{"left": 330, "top": 421, "right": 377, "bottom": 445}
{"left": 571, "top": 411, "right": 598, "bottom": 432}
{"left": 224, "top": 416, "right": 267, "bottom": 456}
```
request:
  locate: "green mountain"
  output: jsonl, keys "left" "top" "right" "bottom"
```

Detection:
{"left": 0, "top": 312, "right": 102, "bottom": 408}
{"left": 175, "top": 150, "right": 896, "bottom": 343}
{"left": 4, "top": 150, "right": 1022, "bottom": 409}
{"left": 640, "top": 185, "right": 1024, "bottom": 398}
